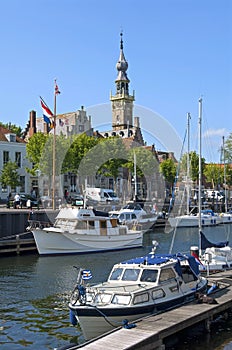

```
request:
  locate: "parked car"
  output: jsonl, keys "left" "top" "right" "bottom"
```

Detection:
{"left": 20, "top": 194, "right": 38, "bottom": 208}
{"left": 67, "top": 194, "right": 84, "bottom": 206}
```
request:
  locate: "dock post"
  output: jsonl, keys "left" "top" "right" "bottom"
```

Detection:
{"left": 16, "top": 235, "right": 20, "bottom": 255}
{"left": 205, "top": 317, "right": 212, "bottom": 332}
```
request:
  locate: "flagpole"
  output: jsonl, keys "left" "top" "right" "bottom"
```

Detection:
{"left": 52, "top": 81, "right": 57, "bottom": 210}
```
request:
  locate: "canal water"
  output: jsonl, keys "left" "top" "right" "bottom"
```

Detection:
{"left": 1, "top": 225, "right": 232, "bottom": 350}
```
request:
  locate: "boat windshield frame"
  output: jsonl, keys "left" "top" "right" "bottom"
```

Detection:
{"left": 109, "top": 267, "right": 140, "bottom": 281}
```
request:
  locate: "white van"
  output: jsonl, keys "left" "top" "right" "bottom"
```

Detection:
{"left": 85, "top": 188, "right": 119, "bottom": 204}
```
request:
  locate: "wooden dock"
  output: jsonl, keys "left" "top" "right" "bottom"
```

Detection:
{"left": 61, "top": 272, "right": 232, "bottom": 350}
{"left": 0, "top": 235, "right": 37, "bottom": 255}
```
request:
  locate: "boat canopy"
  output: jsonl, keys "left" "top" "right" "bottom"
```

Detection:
{"left": 121, "top": 253, "right": 200, "bottom": 278}
{"left": 200, "top": 231, "right": 229, "bottom": 250}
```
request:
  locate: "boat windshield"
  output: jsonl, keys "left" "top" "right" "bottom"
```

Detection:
{"left": 109, "top": 268, "right": 124, "bottom": 280}
{"left": 140, "top": 269, "right": 158, "bottom": 282}
{"left": 109, "top": 267, "right": 140, "bottom": 281}
{"left": 122, "top": 268, "right": 140, "bottom": 281}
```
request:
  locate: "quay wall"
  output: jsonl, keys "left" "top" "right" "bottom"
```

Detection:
{"left": 0, "top": 209, "right": 58, "bottom": 239}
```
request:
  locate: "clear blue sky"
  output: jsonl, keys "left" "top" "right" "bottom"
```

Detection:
{"left": 0, "top": 0, "right": 231, "bottom": 162}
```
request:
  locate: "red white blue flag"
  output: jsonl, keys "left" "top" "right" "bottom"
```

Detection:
{"left": 40, "top": 97, "right": 53, "bottom": 124}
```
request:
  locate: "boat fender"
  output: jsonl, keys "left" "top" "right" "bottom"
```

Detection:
{"left": 207, "top": 283, "right": 218, "bottom": 295}
{"left": 69, "top": 309, "right": 77, "bottom": 326}
{"left": 122, "top": 319, "right": 136, "bottom": 329}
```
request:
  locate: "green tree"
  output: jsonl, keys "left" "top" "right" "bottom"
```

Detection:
{"left": 26, "top": 132, "right": 49, "bottom": 175}
{"left": 0, "top": 161, "right": 20, "bottom": 192}
{"left": 125, "top": 147, "right": 158, "bottom": 177}
{"left": 180, "top": 151, "right": 205, "bottom": 183}
{"left": 63, "top": 133, "right": 99, "bottom": 174}
{"left": 159, "top": 158, "right": 177, "bottom": 189}
{"left": 204, "top": 163, "right": 224, "bottom": 188}
{"left": 224, "top": 133, "right": 232, "bottom": 163}
{"left": 97, "top": 137, "right": 128, "bottom": 182}
{"left": 39, "top": 133, "right": 70, "bottom": 176}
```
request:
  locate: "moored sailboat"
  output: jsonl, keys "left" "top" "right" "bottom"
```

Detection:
{"left": 190, "top": 99, "right": 232, "bottom": 273}
{"left": 168, "top": 102, "right": 222, "bottom": 228}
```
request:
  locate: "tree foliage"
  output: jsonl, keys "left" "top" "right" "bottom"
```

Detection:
{"left": 159, "top": 158, "right": 177, "bottom": 187}
{"left": 64, "top": 133, "right": 100, "bottom": 174}
{"left": 26, "top": 132, "right": 49, "bottom": 175}
{"left": 203, "top": 163, "right": 224, "bottom": 188}
{"left": 180, "top": 151, "right": 205, "bottom": 182}
{"left": 125, "top": 147, "right": 159, "bottom": 178}
{"left": 96, "top": 137, "right": 128, "bottom": 185}
{"left": 224, "top": 133, "right": 232, "bottom": 163}
{"left": 0, "top": 161, "right": 20, "bottom": 190}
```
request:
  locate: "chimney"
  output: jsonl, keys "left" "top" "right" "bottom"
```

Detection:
{"left": 29, "top": 110, "right": 36, "bottom": 137}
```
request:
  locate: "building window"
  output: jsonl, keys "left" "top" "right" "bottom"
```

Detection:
{"left": 79, "top": 125, "right": 84, "bottom": 132}
{"left": 3, "top": 151, "right": 9, "bottom": 165}
{"left": 15, "top": 152, "right": 21, "bottom": 167}
{"left": 19, "top": 176, "right": 25, "bottom": 193}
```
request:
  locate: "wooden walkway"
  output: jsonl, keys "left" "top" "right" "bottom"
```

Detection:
{"left": 62, "top": 272, "right": 232, "bottom": 350}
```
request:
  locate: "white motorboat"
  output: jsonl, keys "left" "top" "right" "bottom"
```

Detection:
{"left": 109, "top": 202, "right": 158, "bottom": 231}
{"left": 168, "top": 209, "right": 222, "bottom": 228}
{"left": 69, "top": 245, "right": 208, "bottom": 340}
{"left": 29, "top": 207, "right": 143, "bottom": 255}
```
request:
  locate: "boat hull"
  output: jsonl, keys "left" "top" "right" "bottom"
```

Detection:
{"left": 32, "top": 229, "right": 143, "bottom": 255}
{"left": 168, "top": 215, "right": 221, "bottom": 228}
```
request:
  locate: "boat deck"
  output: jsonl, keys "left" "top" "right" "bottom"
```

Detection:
{"left": 62, "top": 271, "right": 232, "bottom": 350}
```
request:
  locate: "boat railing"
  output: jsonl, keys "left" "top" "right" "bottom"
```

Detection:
{"left": 27, "top": 220, "right": 53, "bottom": 230}
{"left": 90, "top": 283, "right": 147, "bottom": 294}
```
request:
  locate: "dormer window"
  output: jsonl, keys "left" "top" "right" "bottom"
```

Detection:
{"left": 5, "top": 133, "right": 16, "bottom": 142}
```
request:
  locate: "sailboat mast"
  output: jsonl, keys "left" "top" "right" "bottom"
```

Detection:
{"left": 186, "top": 112, "right": 191, "bottom": 215}
{"left": 52, "top": 79, "right": 60, "bottom": 210}
{"left": 52, "top": 89, "right": 57, "bottom": 210}
{"left": 223, "top": 136, "right": 228, "bottom": 212}
{"left": 198, "top": 98, "right": 202, "bottom": 253}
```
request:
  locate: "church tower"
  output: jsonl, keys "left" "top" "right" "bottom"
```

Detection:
{"left": 110, "top": 32, "right": 135, "bottom": 131}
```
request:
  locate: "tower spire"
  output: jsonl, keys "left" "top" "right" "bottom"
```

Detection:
{"left": 110, "top": 33, "right": 135, "bottom": 130}
{"left": 115, "top": 32, "right": 129, "bottom": 94}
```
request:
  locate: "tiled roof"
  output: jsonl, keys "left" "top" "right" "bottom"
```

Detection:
{"left": 0, "top": 126, "right": 26, "bottom": 143}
